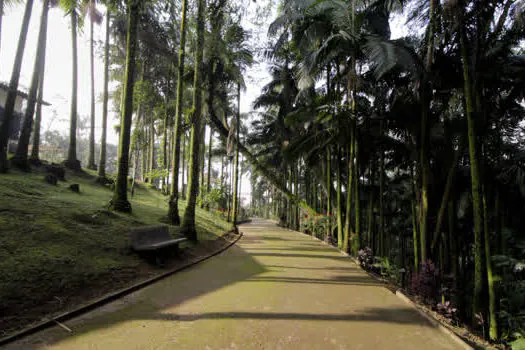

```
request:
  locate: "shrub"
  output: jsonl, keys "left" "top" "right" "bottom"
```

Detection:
{"left": 437, "top": 301, "right": 458, "bottom": 324}
{"left": 410, "top": 260, "right": 440, "bottom": 303}
{"left": 357, "top": 247, "right": 374, "bottom": 270}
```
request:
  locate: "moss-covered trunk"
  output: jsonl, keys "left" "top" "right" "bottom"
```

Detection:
{"left": 459, "top": 22, "right": 485, "bottom": 321}
{"left": 379, "top": 120, "right": 385, "bottom": 256}
{"left": 30, "top": 70, "right": 45, "bottom": 162}
{"left": 13, "top": 0, "right": 49, "bottom": 170}
{"left": 112, "top": 0, "right": 141, "bottom": 213}
{"left": 326, "top": 147, "right": 332, "bottom": 239}
{"left": 336, "top": 148, "right": 343, "bottom": 248}
{"left": 65, "top": 10, "right": 80, "bottom": 170}
{"left": 354, "top": 132, "right": 360, "bottom": 254}
{"left": 232, "top": 83, "right": 241, "bottom": 227}
{"left": 181, "top": 0, "right": 205, "bottom": 240}
{"left": 168, "top": 0, "right": 188, "bottom": 224}
{"left": 0, "top": 0, "right": 34, "bottom": 173}
{"left": 97, "top": 10, "right": 111, "bottom": 178}
{"left": 87, "top": 16, "right": 97, "bottom": 170}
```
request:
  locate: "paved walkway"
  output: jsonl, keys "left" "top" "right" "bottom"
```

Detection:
{"left": 6, "top": 220, "right": 464, "bottom": 349}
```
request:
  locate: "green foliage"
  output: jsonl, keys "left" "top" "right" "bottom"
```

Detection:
{"left": 197, "top": 181, "right": 228, "bottom": 210}
{"left": 301, "top": 214, "right": 331, "bottom": 240}
{"left": 373, "top": 257, "right": 403, "bottom": 285}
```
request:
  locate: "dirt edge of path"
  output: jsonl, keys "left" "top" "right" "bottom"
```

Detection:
{"left": 0, "top": 231, "right": 244, "bottom": 347}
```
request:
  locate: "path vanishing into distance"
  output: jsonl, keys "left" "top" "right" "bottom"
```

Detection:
{"left": 6, "top": 220, "right": 464, "bottom": 350}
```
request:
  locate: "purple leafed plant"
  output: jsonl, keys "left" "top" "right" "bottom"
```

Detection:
{"left": 437, "top": 301, "right": 458, "bottom": 322}
{"left": 410, "top": 260, "right": 440, "bottom": 303}
{"left": 357, "top": 247, "right": 374, "bottom": 270}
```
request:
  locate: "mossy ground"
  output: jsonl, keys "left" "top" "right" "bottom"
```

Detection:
{"left": 0, "top": 167, "right": 230, "bottom": 336}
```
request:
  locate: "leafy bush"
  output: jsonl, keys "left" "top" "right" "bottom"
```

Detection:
{"left": 410, "top": 260, "right": 440, "bottom": 303}
{"left": 437, "top": 301, "right": 458, "bottom": 324}
{"left": 374, "top": 257, "right": 403, "bottom": 284}
{"left": 301, "top": 214, "right": 331, "bottom": 240}
{"left": 357, "top": 247, "right": 374, "bottom": 270}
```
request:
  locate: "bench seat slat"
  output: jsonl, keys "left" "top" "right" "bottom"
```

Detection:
{"left": 132, "top": 237, "right": 187, "bottom": 251}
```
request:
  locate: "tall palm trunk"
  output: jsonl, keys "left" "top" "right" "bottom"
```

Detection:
{"left": 200, "top": 125, "right": 206, "bottom": 191}
{"left": 65, "top": 10, "right": 80, "bottom": 170}
{"left": 98, "top": 10, "right": 110, "bottom": 179}
{"left": 379, "top": 120, "right": 385, "bottom": 256}
{"left": 181, "top": 0, "right": 205, "bottom": 239}
{"left": 232, "top": 83, "right": 241, "bottom": 227}
{"left": 482, "top": 185, "right": 498, "bottom": 339}
{"left": 326, "top": 147, "right": 332, "bottom": 240}
{"left": 181, "top": 132, "right": 186, "bottom": 199}
{"left": 459, "top": 21, "right": 486, "bottom": 323}
{"left": 419, "top": 0, "right": 438, "bottom": 262}
{"left": 30, "top": 69, "right": 45, "bottom": 161}
{"left": 112, "top": 0, "right": 141, "bottom": 213}
{"left": 168, "top": 0, "right": 188, "bottom": 224}
{"left": 0, "top": 0, "right": 34, "bottom": 173}
{"left": 13, "top": 0, "right": 50, "bottom": 170}
{"left": 336, "top": 148, "right": 343, "bottom": 248}
{"left": 206, "top": 130, "right": 213, "bottom": 193}
{"left": 354, "top": 132, "right": 360, "bottom": 254}
{"left": 87, "top": 16, "right": 96, "bottom": 169}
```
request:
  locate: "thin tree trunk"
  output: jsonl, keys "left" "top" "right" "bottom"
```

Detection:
{"left": 181, "top": 132, "right": 186, "bottom": 199}
{"left": 336, "top": 148, "right": 343, "bottom": 248}
{"left": 30, "top": 68, "right": 45, "bottom": 161}
{"left": 162, "top": 107, "right": 169, "bottom": 193}
{"left": 206, "top": 130, "right": 213, "bottom": 193}
{"left": 98, "top": 9, "right": 111, "bottom": 178}
{"left": 482, "top": 185, "right": 498, "bottom": 339}
{"left": 419, "top": 0, "right": 437, "bottom": 262}
{"left": 13, "top": 0, "right": 49, "bottom": 170}
{"left": 460, "top": 21, "right": 485, "bottom": 320}
{"left": 112, "top": 0, "right": 141, "bottom": 213}
{"left": 379, "top": 120, "right": 385, "bottom": 256}
{"left": 168, "top": 0, "right": 188, "bottom": 224}
{"left": 431, "top": 144, "right": 463, "bottom": 252}
{"left": 232, "top": 83, "right": 241, "bottom": 227}
{"left": 354, "top": 132, "right": 360, "bottom": 254}
{"left": 200, "top": 125, "right": 206, "bottom": 191}
{"left": 87, "top": 15, "right": 96, "bottom": 170}
{"left": 65, "top": 10, "right": 80, "bottom": 170}
{"left": 326, "top": 147, "right": 332, "bottom": 240}
{"left": 343, "top": 125, "right": 355, "bottom": 253}
{"left": 0, "top": 0, "right": 34, "bottom": 172}
{"left": 181, "top": 0, "right": 205, "bottom": 239}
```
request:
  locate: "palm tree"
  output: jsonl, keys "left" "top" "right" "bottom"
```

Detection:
{"left": 0, "top": 0, "right": 35, "bottom": 173}
{"left": 181, "top": 0, "right": 206, "bottom": 239}
{"left": 86, "top": 0, "right": 102, "bottom": 170}
{"left": 12, "top": 0, "right": 53, "bottom": 170}
{"left": 29, "top": 68, "right": 45, "bottom": 162}
{"left": 112, "top": 0, "right": 141, "bottom": 212}
{"left": 97, "top": 6, "right": 111, "bottom": 179}
{"left": 232, "top": 82, "right": 241, "bottom": 227}
{"left": 167, "top": 0, "right": 188, "bottom": 225}
{"left": 62, "top": 0, "right": 81, "bottom": 170}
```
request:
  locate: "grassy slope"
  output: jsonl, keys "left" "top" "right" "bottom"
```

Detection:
{"left": 0, "top": 168, "right": 230, "bottom": 332}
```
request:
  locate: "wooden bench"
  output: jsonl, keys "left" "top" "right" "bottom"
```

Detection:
{"left": 130, "top": 225, "right": 187, "bottom": 265}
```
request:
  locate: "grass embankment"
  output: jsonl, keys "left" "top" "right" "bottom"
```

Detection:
{"left": 0, "top": 167, "right": 230, "bottom": 336}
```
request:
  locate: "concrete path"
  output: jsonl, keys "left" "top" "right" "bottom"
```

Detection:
{"left": 6, "top": 220, "right": 464, "bottom": 350}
